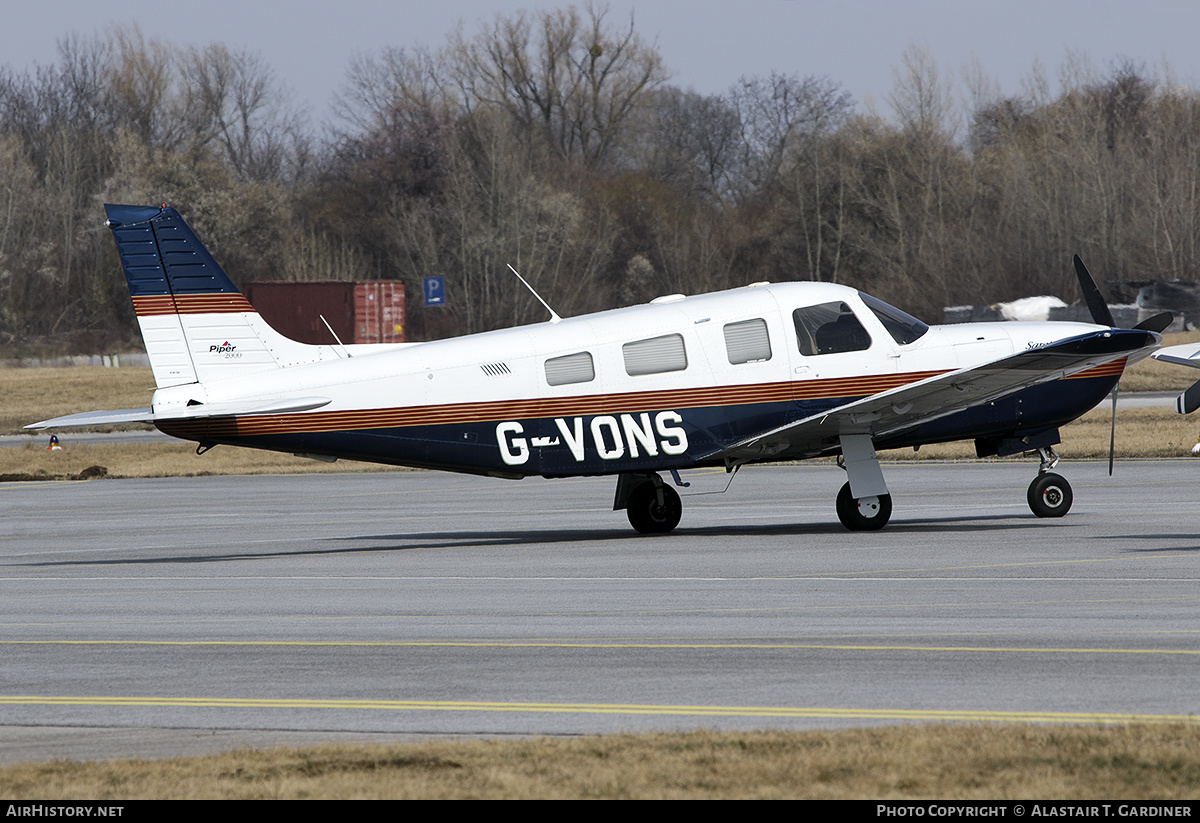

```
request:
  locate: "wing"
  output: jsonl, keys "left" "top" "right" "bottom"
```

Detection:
{"left": 709, "top": 328, "right": 1157, "bottom": 465}
{"left": 25, "top": 396, "right": 331, "bottom": 430}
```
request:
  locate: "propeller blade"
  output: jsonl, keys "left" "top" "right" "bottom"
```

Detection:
{"left": 1073, "top": 255, "right": 1116, "bottom": 327}
{"left": 1134, "top": 311, "right": 1174, "bottom": 333}
{"left": 1177, "top": 378, "right": 1200, "bottom": 415}
{"left": 1108, "top": 385, "right": 1117, "bottom": 476}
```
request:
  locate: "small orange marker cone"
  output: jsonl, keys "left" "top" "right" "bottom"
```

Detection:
{"left": 46, "top": 434, "right": 62, "bottom": 451}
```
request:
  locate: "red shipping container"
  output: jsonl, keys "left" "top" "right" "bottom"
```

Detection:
{"left": 243, "top": 281, "right": 406, "bottom": 345}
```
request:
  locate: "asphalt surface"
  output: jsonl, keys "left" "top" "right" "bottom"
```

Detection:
{"left": 1, "top": 460, "right": 1199, "bottom": 763}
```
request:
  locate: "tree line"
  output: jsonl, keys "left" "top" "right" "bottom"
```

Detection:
{"left": 1, "top": 5, "right": 1196, "bottom": 351}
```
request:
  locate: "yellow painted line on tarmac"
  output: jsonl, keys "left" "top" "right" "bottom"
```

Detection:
{"left": 0, "top": 695, "right": 1196, "bottom": 725}
{"left": 1, "top": 639, "right": 1197, "bottom": 655}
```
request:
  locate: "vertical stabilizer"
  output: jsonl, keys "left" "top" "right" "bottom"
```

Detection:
{"left": 104, "top": 204, "right": 328, "bottom": 388}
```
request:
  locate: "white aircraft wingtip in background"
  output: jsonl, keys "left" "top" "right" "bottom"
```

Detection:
{"left": 29, "top": 204, "right": 1165, "bottom": 534}
{"left": 1150, "top": 343, "right": 1200, "bottom": 415}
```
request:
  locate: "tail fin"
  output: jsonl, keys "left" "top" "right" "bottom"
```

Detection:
{"left": 104, "top": 204, "right": 329, "bottom": 388}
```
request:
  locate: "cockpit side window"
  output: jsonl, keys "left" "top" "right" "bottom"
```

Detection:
{"left": 793, "top": 302, "right": 872, "bottom": 356}
{"left": 859, "top": 292, "right": 929, "bottom": 345}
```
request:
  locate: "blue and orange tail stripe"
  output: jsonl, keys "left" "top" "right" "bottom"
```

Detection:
{"left": 131, "top": 293, "right": 255, "bottom": 317}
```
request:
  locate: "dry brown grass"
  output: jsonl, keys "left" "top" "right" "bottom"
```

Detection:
{"left": 0, "top": 441, "right": 403, "bottom": 480}
{"left": 0, "top": 366, "right": 156, "bottom": 434}
{"left": 1059, "top": 405, "right": 1200, "bottom": 458}
{"left": 1, "top": 725, "right": 1198, "bottom": 799}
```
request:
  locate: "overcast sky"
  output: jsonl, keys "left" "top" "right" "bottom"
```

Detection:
{"left": 6, "top": 1, "right": 1200, "bottom": 130}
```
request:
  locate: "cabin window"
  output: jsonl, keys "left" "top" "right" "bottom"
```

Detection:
{"left": 723, "top": 318, "right": 772, "bottom": 364}
{"left": 623, "top": 333, "right": 688, "bottom": 376}
{"left": 544, "top": 351, "right": 595, "bottom": 386}
{"left": 793, "top": 302, "right": 871, "bottom": 356}
{"left": 859, "top": 292, "right": 929, "bottom": 345}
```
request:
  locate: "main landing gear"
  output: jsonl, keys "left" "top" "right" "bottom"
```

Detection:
{"left": 615, "top": 472, "right": 683, "bottom": 534}
{"left": 1027, "top": 447, "right": 1073, "bottom": 518}
{"left": 835, "top": 434, "right": 893, "bottom": 531}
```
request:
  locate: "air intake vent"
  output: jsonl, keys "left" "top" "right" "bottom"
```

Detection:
{"left": 481, "top": 362, "right": 512, "bottom": 377}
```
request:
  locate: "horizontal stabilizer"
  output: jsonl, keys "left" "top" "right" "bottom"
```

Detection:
{"left": 25, "top": 408, "right": 155, "bottom": 429}
{"left": 26, "top": 396, "right": 331, "bottom": 429}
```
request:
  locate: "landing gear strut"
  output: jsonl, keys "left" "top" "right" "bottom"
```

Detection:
{"left": 1027, "top": 447, "right": 1073, "bottom": 518}
{"left": 835, "top": 433, "right": 893, "bottom": 531}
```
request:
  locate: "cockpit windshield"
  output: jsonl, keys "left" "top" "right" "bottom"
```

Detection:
{"left": 859, "top": 293, "right": 929, "bottom": 345}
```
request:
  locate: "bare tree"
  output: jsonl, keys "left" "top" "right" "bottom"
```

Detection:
{"left": 448, "top": 3, "right": 666, "bottom": 166}
{"left": 181, "top": 43, "right": 309, "bottom": 183}
{"left": 334, "top": 46, "right": 456, "bottom": 136}
{"left": 632, "top": 86, "right": 741, "bottom": 203}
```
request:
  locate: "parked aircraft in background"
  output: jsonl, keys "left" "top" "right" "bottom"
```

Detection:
{"left": 1151, "top": 343, "right": 1200, "bottom": 415}
{"left": 29, "top": 205, "right": 1167, "bottom": 533}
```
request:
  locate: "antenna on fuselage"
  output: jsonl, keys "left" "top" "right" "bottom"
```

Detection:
{"left": 319, "top": 314, "right": 351, "bottom": 358}
{"left": 507, "top": 264, "right": 562, "bottom": 324}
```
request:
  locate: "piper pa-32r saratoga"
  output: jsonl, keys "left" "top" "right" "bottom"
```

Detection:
{"left": 30, "top": 204, "right": 1170, "bottom": 534}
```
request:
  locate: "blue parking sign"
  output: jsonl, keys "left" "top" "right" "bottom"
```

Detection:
{"left": 423, "top": 276, "right": 445, "bottom": 306}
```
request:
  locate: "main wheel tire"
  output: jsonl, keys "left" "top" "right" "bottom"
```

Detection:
{"left": 835, "top": 482, "right": 892, "bottom": 531}
{"left": 1027, "top": 472, "right": 1072, "bottom": 518}
{"left": 626, "top": 482, "right": 682, "bottom": 534}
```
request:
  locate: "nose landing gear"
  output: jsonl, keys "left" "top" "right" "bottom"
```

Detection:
{"left": 1027, "top": 447, "right": 1072, "bottom": 518}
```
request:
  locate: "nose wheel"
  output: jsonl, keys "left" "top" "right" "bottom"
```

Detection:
{"left": 1027, "top": 472, "right": 1072, "bottom": 517}
{"left": 1025, "top": 447, "right": 1072, "bottom": 517}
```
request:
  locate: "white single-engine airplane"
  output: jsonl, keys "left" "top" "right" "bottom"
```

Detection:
{"left": 30, "top": 205, "right": 1171, "bottom": 533}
